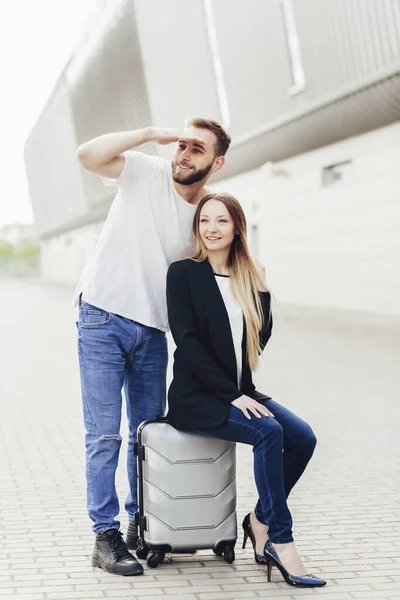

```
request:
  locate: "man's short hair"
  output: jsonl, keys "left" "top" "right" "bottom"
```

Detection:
{"left": 185, "top": 117, "right": 232, "bottom": 157}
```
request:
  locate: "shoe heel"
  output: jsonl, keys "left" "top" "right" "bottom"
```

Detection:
{"left": 91, "top": 557, "right": 101, "bottom": 569}
{"left": 263, "top": 540, "right": 326, "bottom": 588}
{"left": 242, "top": 532, "right": 249, "bottom": 549}
{"left": 267, "top": 559, "right": 273, "bottom": 582}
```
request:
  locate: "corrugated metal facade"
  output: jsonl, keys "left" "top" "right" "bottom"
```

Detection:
{"left": 293, "top": 0, "right": 400, "bottom": 94}
{"left": 206, "top": 0, "right": 400, "bottom": 138}
{"left": 24, "top": 77, "right": 88, "bottom": 236}
{"left": 25, "top": 0, "right": 400, "bottom": 238}
{"left": 25, "top": 0, "right": 153, "bottom": 237}
{"left": 69, "top": 0, "right": 153, "bottom": 211}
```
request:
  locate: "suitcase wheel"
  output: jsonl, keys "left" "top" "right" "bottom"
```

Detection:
{"left": 136, "top": 539, "right": 149, "bottom": 560}
{"left": 213, "top": 543, "right": 235, "bottom": 563}
{"left": 223, "top": 546, "right": 235, "bottom": 564}
{"left": 147, "top": 550, "right": 165, "bottom": 568}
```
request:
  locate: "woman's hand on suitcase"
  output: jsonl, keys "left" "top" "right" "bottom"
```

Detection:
{"left": 231, "top": 395, "right": 274, "bottom": 420}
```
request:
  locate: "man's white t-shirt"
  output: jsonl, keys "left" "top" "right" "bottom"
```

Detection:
{"left": 72, "top": 151, "right": 197, "bottom": 332}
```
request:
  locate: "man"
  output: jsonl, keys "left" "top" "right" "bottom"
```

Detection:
{"left": 74, "top": 119, "right": 231, "bottom": 575}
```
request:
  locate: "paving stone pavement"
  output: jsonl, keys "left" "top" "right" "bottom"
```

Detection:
{"left": 0, "top": 278, "right": 399, "bottom": 600}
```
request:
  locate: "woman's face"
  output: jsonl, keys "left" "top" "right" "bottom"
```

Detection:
{"left": 199, "top": 199, "right": 236, "bottom": 253}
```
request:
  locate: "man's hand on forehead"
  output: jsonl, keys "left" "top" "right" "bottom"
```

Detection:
{"left": 150, "top": 128, "right": 206, "bottom": 147}
{"left": 178, "top": 135, "right": 206, "bottom": 148}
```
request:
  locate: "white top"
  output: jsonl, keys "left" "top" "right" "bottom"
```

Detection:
{"left": 72, "top": 151, "right": 197, "bottom": 331}
{"left": 214, "top": 274, "right": 243, "bottom": 388}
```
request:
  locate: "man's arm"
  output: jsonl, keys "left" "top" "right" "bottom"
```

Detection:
{"left": 76, "top": 129, "right": 153, "bottom": 178}
{"left": 77, "top": 127, "right": 206, "bottom": 179}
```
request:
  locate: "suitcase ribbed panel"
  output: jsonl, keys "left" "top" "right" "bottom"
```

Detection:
{"left": 138, "top": 422, "right": 237, "bottom": 552}
{"left": 145, "top": 511, "right": 237, "bottom": 551}
{"left": 142, "top": 422, "right": 235, "bottom": 462}
{"left": 143, "top": 444, "right": 236, "bottom": 497}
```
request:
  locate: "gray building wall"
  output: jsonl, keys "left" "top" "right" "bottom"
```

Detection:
{"left": 25, "top": 0, "right": 400, "bottom": 238}
{"left": 134, "top": 0, "right": 222, "bottom": 128}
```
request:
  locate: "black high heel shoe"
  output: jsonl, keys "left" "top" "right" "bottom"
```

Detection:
{"left": 264, "top": 540, "right": 326, "bottom": 587}
{"left": 241, "top": 513, "right": 268, "bottom": 565}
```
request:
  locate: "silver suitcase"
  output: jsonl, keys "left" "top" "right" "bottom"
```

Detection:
{"left": 134, "top": 417, "right": 237, "bottom": 568}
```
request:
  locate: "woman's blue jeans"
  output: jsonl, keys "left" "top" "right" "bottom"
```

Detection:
{"left": 201, "top": 399, "right": 317, "bottom": 543}
{"left": 77, "top": 300, "right": 168, "bottom": 534}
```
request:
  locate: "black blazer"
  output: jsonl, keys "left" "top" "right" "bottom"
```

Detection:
{"left": 166, "top": 258, "right": 272, "bottom": 431}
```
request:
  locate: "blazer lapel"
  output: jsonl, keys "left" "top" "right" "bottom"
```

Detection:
{"left": 193, "top": 259, "right": 238, "bottom": 380}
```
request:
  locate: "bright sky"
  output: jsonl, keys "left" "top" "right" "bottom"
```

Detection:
{"left": 0, "top": 0, "right": 98, "bottom": 227}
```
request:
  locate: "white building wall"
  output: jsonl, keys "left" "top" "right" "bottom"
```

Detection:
{"left": 40, "top": 221, "right": 105, "bottom": 286}
{"left": 211, "top": 122, "right": 400, "bottom": 316}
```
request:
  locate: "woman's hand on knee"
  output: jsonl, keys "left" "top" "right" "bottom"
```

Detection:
{"left": 231, "top": 395, "right": 274, "bottom": 420}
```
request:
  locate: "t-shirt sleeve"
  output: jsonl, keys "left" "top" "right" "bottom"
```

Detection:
{"left": 101, "top": 151, "right": 165, "bottom": 189}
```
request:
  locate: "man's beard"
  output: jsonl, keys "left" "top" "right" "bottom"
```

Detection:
{"left": 172, "top": 161, "right": 213, "bottom": 185}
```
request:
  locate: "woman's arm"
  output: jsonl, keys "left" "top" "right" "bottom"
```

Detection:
{"left": 253, "top": 260, "right": 273, "bottom": 352}
{"left": 259, "top": 292, "right": 273, "bottom": 352}
{"left": 167, "top": 262, "right": 242, "bottom": 404}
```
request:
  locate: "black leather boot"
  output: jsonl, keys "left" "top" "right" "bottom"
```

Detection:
{"left": 125, "top": 522, "right": 139, "bottom": 551}
{"left": 92, "top": 528, "right": 144, "bottom": 575}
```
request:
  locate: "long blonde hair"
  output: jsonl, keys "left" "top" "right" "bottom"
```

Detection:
{"left": 192, "top": 193, "right": 268, "bottom": 371}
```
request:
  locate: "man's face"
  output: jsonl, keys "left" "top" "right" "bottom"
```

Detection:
{"left": 172, "top": 126, "right": 219, "bottom": 186}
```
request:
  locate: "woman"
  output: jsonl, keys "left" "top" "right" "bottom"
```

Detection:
{"left": 166, "top": 193, "right": 325, "bottom": 588}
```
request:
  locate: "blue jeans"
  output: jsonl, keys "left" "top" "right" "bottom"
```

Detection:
{"left": 201, "top": 399, "right": 317, "bottom": 544}
{"left": 77, "top": 300, "right": 168, "bottom": 534}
